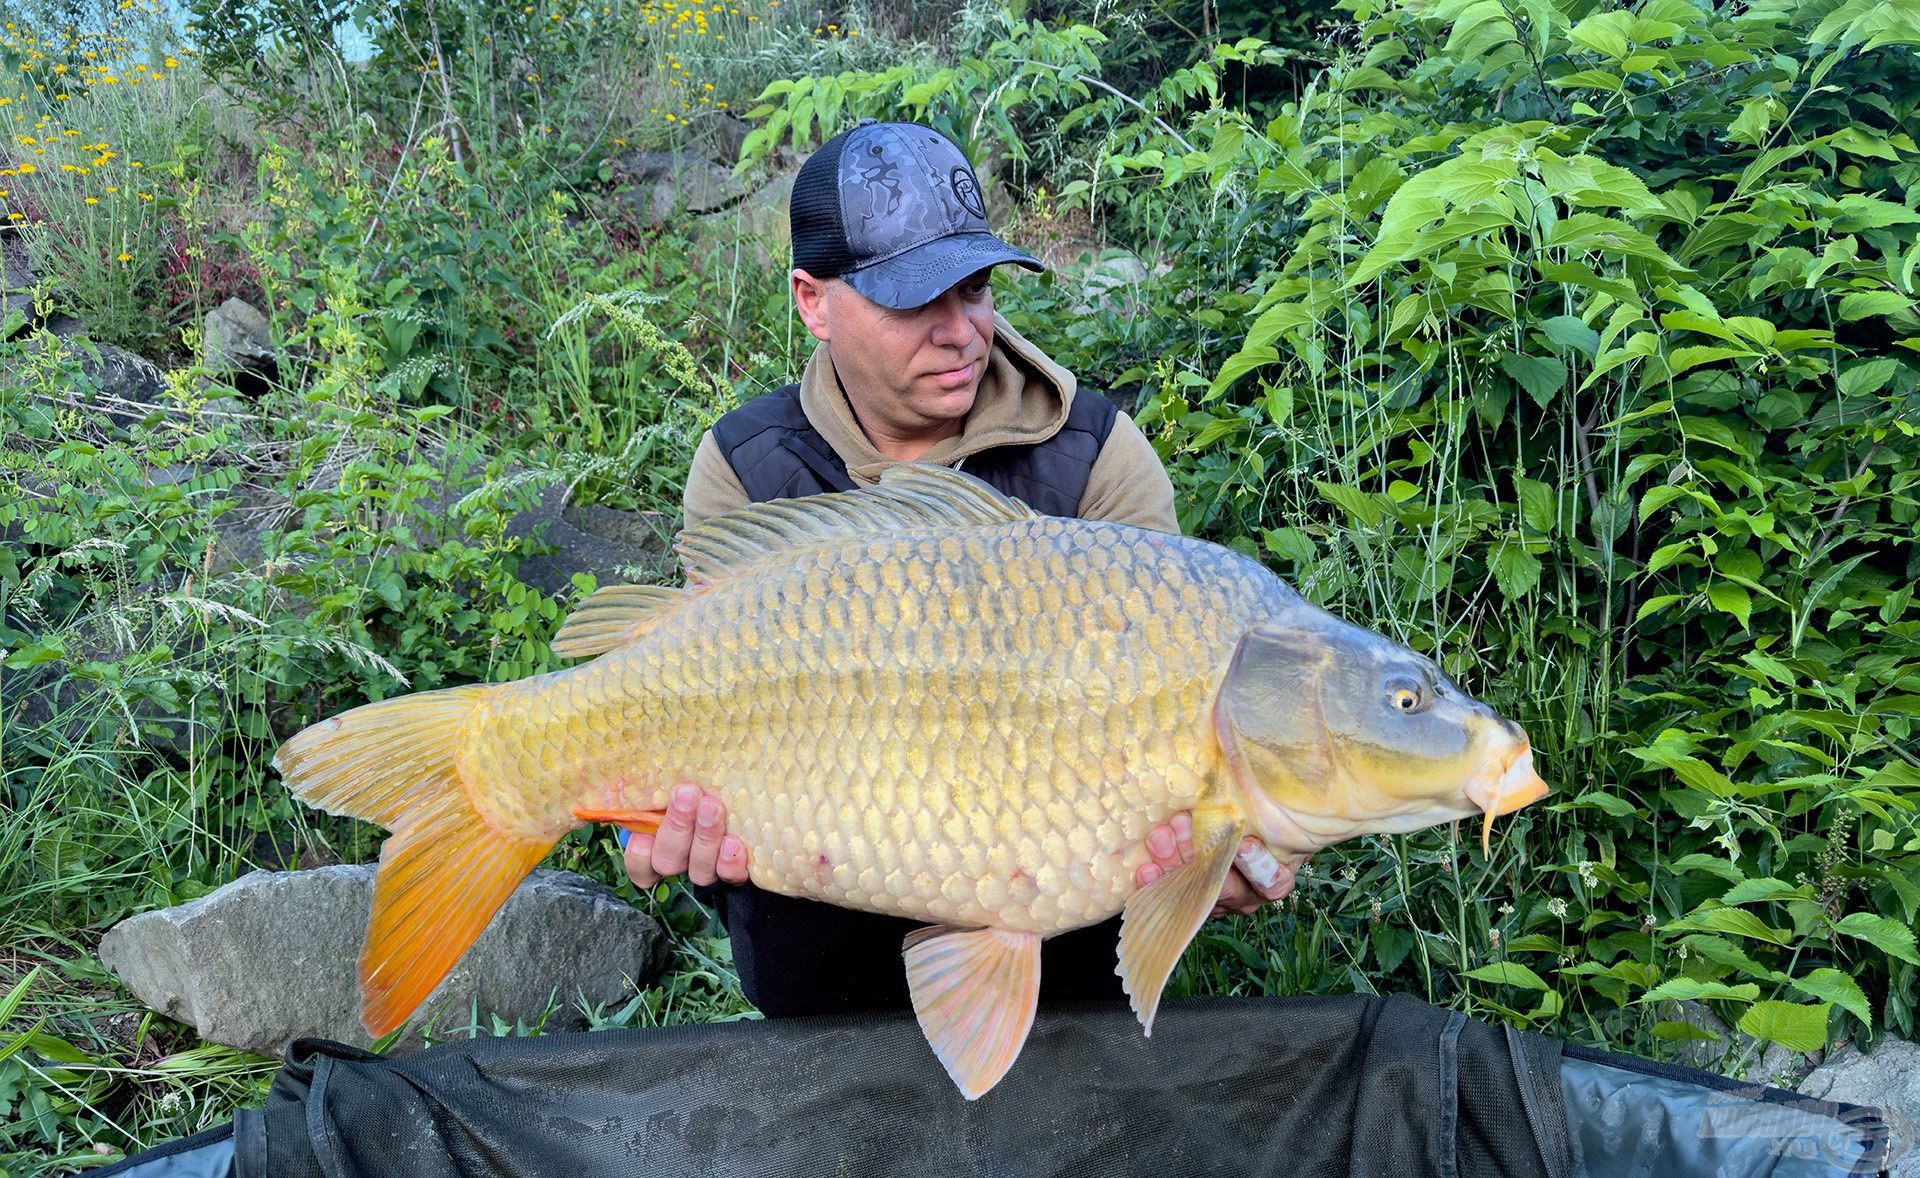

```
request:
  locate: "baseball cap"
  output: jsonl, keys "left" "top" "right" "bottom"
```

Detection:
{"left": 789, "top": 120, "right": 1045, "bottom": 310}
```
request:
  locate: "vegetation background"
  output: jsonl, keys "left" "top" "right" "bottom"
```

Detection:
{"left": 1, "top": 0, "right": 1917, "bottom": 1170}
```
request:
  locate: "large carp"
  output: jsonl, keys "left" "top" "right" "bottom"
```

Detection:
{"left": 276, "top": 464, "right": 1548, "bottom": 1098}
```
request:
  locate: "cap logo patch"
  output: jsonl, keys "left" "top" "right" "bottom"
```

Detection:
{"left": 950, "top": 167, "right": 987, "bottom": 219}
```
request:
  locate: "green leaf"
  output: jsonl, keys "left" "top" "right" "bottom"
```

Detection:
{"left": 1314, "top": 481, "right": 1386, "bottom": 528}
{"left": 1737, "top": 1000, "right": 1830, "bottom": 1053}
{"left": 1493, "top": 541, "right": 1543, "bottom": 599}
{"left": 1707, "top": 582, "right": 1752, "bottom": 629}
{"left": 1837, "top": 357, "right": 1902, "bottom": 397}
{"left": 1832, "top": 912, "right": 1920, "bottom": 964}
{"left": 1499, "top": 353, "right": 1568, "bottom": 406}
{"left": 1513, "top": 474, "right": 1556, "bottom": 533}
{"left": 1640, "top": 978, "right": 1760, "bottom": 1003}
{"left": 1464, "top": 961, "right": 1550, "bottom": 990}
{"left": 1209, "top": 345, "right": 1280, "bottom": 397}
{"left": 1789, "top": 969, "right": 1872, "bottom": 1027}
{"left": 1837, "top": 291, "right": 1912, "bottom": 321}
{"left": 1539, "top": 315, "right": 1600, "bottom": 356}
{"left": 1664, "top": 907, "right": 1791, "bottom": 945}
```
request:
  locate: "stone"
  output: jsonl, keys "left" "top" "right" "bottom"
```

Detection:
{"left": 1660, "top": 999, "right": 1821, "bottom": 1087}
{"left": 202, "top": 297, "right": 276, "bottom": 393}
{"left": 1799, "top": 1037, "right": 1920, "bottom": 1176}
{"left": 506, "top": 483, "right": 676, "bottom": 598}
{"left": 692, "top": 169, "right": 796, "bottom": 270}
{"left": 691, "top": 110, "right": 753, "bottom": 165}
{"left": 611, "top": 149, "right": 746, "bottom": 221}
{"left": 98, "top": 866, "right": 669, "bottom": 1057}
{"left": 1067, "top": 249, "right": 1153, "bottom": 317}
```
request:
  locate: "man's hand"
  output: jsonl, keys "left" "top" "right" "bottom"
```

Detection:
{"left": 1134, "top": 811, "right": 1299, "bottom": 918}
{"left": 623, "top": 783, "right": 750, "bottom": 889}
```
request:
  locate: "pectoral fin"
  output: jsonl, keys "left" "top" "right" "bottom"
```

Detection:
{"left": 1117, "top": 815, "right": 1245, "bottom": 1035}
{"left": 902, "top": 925, "right": 1042, "bottom": 1100}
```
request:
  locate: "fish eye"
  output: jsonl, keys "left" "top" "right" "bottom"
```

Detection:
{"left": 1387, "top": 678, "right": 1427, "bottom": 714}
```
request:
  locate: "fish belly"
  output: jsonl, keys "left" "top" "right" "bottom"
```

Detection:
{"left": 467, "top": 517, "right": 1291, "bottom": 934}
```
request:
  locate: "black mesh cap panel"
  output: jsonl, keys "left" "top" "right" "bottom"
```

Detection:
{"left": 790, "top": 130, "right": 854, "bottom": 277}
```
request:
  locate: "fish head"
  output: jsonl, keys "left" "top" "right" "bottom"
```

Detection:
{"left": 1213, "top": 615, "right": 1549, "bottom": 856}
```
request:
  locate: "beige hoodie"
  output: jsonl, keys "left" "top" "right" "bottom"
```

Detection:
{"left": 682, "top": 313, "right": 1178, "bottom": 534}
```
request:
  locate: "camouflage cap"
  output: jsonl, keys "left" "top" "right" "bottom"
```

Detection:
{"left": 789, "top": 120, "right": 1044, "bottom": 310}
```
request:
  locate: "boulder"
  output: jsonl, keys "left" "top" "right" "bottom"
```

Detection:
{"left": 693, "top": 169, "right": 796, "bottom": 270}
{"left": 506, "top": 483, "right": 676, "bottom": 598}
{"left": 1659, "top": 999, "right": 1820, "bottom": 1087}
{"left": 202, "top": 297, "right": 276, "bottom": 382}
{"left": 98, "top": 866, "right": 669, "bottom": 1056}
{"left": 1798, "top": 1037, "right": 1920, "bottom": 1176}
{"left": 1067, "top": 249, "right": 1153, "bottom": 317}
{"left": 1, "top": 229, "right": 39, "bottom": 337}
{"left": 611, "top": 149, "right": 746, "bottom": 221}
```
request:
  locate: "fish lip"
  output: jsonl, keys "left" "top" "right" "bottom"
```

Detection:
{"left": 1466, "top": 746, "right": 1550, "bottom": 817}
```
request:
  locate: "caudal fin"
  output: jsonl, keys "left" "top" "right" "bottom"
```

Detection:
{"left": 273, "top": 686, "right": 556, "bottom": 1037}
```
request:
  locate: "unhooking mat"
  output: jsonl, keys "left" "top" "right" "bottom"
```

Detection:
{"left": 97, "top": 993, "right": 1895, "bottom": 1177}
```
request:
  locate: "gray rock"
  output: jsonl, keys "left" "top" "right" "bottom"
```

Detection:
{"left": 98, "top": 866, "right": 668, "bottom": 1056}
{"left": 506, "top": 484, "right": 676, "bottom": 598}
{"left": 1067, "top": 250, "right": 1153, "bottom": 317}
{"left": 1661, "top": 999, "right": 1820, "bottom": 1087}
{"left": 1799, "top": 1037, "right": 1920, "bottom": 1176}
{"left": 202, "top": 297, "right": 275, "bottom": 376}
{"left": 691, "top": 110, "right": 753, "bottom": 164}
{"left": 693, "top": 170, "right": 796, "bottom": 270}
{"left": 612, "top": 149, "right": 745, "bottom": 220}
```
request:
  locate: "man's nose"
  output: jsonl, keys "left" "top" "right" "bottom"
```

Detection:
{"left": 925, "top": 289, "right": 976, "bottom": 348}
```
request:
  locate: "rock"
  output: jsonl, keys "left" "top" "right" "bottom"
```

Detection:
{"left": 1067, "top": 249, "right": 1153, "bottom": 317}
{"left": 1799, "top": 1037, "right": 1920, "bottom": 1176}
{"left": 202, "top": 297, "right": 276, "bottom": 395}
{"left": 1, "top": 230, "right": 39, "bottom": 338}
{"left": 1661, "top": 999, "right": 1821, "bottom": 1087}
{"left": 611, "top": 149, "right": 746, "bottom": 221}
{"left": 691, "top": 110, "right": 753, "bottom": 164}
{"left": 692, "top": 169, "right": 796, "bottom": 270}
{"left": 506, "top": 484, "right": 676, "bottom": 598}
{"left": 98, "top": 866, "right": 668, "bottom": 1056}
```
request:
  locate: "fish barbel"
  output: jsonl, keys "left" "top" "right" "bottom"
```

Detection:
{"left": 275, "top": 465, "right": 1549, "bottom": 1098}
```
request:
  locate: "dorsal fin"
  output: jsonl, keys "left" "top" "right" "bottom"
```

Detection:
{"left": 674, "top": 464, "right": 1037, "bottom": 587}
{"left": 552, "top": 584, "right": 686, "bottom": 658}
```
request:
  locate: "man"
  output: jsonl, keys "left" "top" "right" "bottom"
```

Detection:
{"left": 623, "top": 120, "right": 1295, "bottom": 1017}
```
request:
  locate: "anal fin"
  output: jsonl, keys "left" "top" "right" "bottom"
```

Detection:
{"left": 903, "top": 925, "right": 1042, "bottom": 1100}
{"left": 1117, "top": 812, "right": 1245, "bottom": 1035}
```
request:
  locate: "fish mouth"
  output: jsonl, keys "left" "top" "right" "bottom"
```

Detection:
{"left": 1465, "top": 745, "right": 1549, "bottom": 856}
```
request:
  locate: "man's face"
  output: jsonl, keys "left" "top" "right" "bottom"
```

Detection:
{"left": 793, "top": 269, "right": 996, "bottom": 440}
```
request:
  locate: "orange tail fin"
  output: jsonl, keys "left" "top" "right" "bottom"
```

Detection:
{"left": 273, "top": 686, "right": 556, "bottom": 1038}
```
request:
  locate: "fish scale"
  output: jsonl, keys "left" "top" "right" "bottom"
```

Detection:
{"left": 465, "top": 516, "right": 1283, "bottom": 933}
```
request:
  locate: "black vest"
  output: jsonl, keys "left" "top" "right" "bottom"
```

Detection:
{"left": 709, "top": 381, "right": 1119, "bottom": 517}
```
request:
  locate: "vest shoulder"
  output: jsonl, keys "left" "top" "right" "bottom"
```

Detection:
{"left": 711, "top": 383, "right": 807, "bottom": 449}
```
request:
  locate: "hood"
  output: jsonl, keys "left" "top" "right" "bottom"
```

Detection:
{"left": 801, "top": 313, "right": 1077, "bottom": 486}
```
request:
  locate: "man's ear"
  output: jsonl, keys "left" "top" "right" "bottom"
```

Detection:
{"left": 791, "top": 269, "right": 833, "bottom": 343}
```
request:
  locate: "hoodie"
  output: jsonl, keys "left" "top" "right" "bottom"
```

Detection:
{"left": 682, "top": 313, "right": 1177, "bottom": 533}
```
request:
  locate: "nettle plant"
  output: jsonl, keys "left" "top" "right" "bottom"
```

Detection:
{"left": 1113, "top": 0, "right": 1920, "bottom": 1057}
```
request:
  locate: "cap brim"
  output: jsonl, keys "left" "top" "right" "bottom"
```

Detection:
{"left": 840, "top": 233, "right": 1045, "bottom": 310}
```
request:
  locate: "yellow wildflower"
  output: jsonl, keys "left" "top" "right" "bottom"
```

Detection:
{"left": 84, "top": 195, "right": 96, "bottom": 203}
{"left": 117, "top": 251, "right": 131, "bottom": 261}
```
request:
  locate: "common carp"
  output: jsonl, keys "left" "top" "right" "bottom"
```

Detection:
{"left": 276, "top": 464, "right": 1548, "bottom": 1098}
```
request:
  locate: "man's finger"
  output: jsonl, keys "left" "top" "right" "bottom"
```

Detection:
{"left": 686, "top": 795, "right": 727, "bottom": 887}
{"left": 1145, "top": 822, "right": 1180, "bottom": 872}
{"left": 1213, "top": 867, "right": 1263, "bottom": 917}
{"left": 1170, "top": 811, "right": 1195, "bottom": 864}
{"left": 717, "top": 835, "right": 750, "bottom": 885}
{"left": 1236, "top": 838, "right": 1297, "bottom": 901}
{"left": 624, "top": 833, "right": 661, "bottom": 888}
{"left": 651, "top": 783, "right": 700, "bottom": 877}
